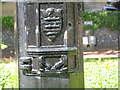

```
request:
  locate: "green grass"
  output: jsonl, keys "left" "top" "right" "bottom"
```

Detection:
{"left": 0, "top": 61, "right": 18, "bottom": 89}
{"left": 0, "top": 58, "right": 118, "bottom": 88}
{"left": 84, "top": 58, "right": 118, "bottom": 88}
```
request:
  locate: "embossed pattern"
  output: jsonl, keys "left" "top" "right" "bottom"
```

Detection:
{"left": 39, "top": 55, "right": 68, "bottom": 73}
{"left": 40, "top": 8, "right": 63, "bottom": 42}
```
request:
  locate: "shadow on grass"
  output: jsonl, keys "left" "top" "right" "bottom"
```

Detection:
{"left": 84, "top": 57, "right": 119, "bottom": 62}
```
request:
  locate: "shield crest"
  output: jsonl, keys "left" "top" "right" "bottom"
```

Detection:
{"left": 40, "top": 8, "right": 63, "bottom": 42}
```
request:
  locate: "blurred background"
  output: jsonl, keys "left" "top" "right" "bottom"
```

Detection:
{"left": 0, "top": 0, "right": 120, "bottom": 88}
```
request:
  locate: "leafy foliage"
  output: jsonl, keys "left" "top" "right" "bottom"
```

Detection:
{"left": 0, "top": 41, "right": 8, "bottom": 50}
{"left": 1, "top": 16, "right": 14, "bottom": 29}
{"left": 0, "top": 16, "right": 13, "bottom": 49}
{"left": 82, "top": 11, "right": 120, "bottom": 33}
{"left": 0, "top": 61, "right": 18, "bottom": 89}
{"left": 0, "top": 58, "right": 118, "bottom": 88}
{"left": 84, "top": 58, "right": 118, "bottom": 88}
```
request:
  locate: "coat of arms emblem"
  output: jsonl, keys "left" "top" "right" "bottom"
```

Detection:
{"left": 40, "top": 8, "right": 63, "bottom": 42}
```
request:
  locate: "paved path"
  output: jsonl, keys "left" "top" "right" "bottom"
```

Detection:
{"left": 83, "top": 50, "right": 120, "bottom": 58}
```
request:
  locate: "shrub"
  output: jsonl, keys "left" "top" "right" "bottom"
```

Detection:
{"left": 0, "top": 41, "right": 8, "bottom": 50}
{"left": 82, "top": 11, "right": 120, "bottom": 33}
{"left": 1, "top": 16, "right": 14, "bottom": 29}
{"left": 0, "top": 16, "right": 14, "bottom": 49}
{"left": 0, "top": 62, "right": 18, "bottom": 89}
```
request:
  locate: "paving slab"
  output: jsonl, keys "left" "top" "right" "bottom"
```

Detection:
{"left": 83, "top": 50, "right": 120, "bottom": 58}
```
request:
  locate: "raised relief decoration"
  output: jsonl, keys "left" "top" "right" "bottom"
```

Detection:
{"left": 20, "top": 55, "right": 68, "bottom": 75}
{"left": 39, "top": 55, "right": 68, "bottom": 73}
{"left": 40, "top": 8, "right": 63, "bottom": 42}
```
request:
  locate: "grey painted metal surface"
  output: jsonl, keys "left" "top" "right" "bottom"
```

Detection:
{"left": 17, "top": 1, "right": 84, "bottom": 88}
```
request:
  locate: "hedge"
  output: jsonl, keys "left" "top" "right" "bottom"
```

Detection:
{"left": 1, "top": 16, "right": 14, "bottom": 29}
{"left": 82, "top": 11, "right": 120, "bottom": 33}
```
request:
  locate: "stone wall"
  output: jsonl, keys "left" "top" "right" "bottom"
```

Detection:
{"left": 2, "top": 28, "right": 14, "bottom": 58}
{"left": 2, "top": 2, "right": 15, "bottom": 16}
{"left": 83, "top": 28, "right": 119, "bottom": 51}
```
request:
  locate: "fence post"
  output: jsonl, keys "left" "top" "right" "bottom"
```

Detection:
{"left": 17, "top": 1, "right": 84, "bottom": 88}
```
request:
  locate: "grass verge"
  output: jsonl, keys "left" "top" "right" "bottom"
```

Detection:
{"left": 0, "top": 61, "right": 18, "bottom": 89}
{"left": 84, "top": 58, "right": 118, "bottom": 88}
{"left": 0, "top": 58, "right": 118, "bottom": 88}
